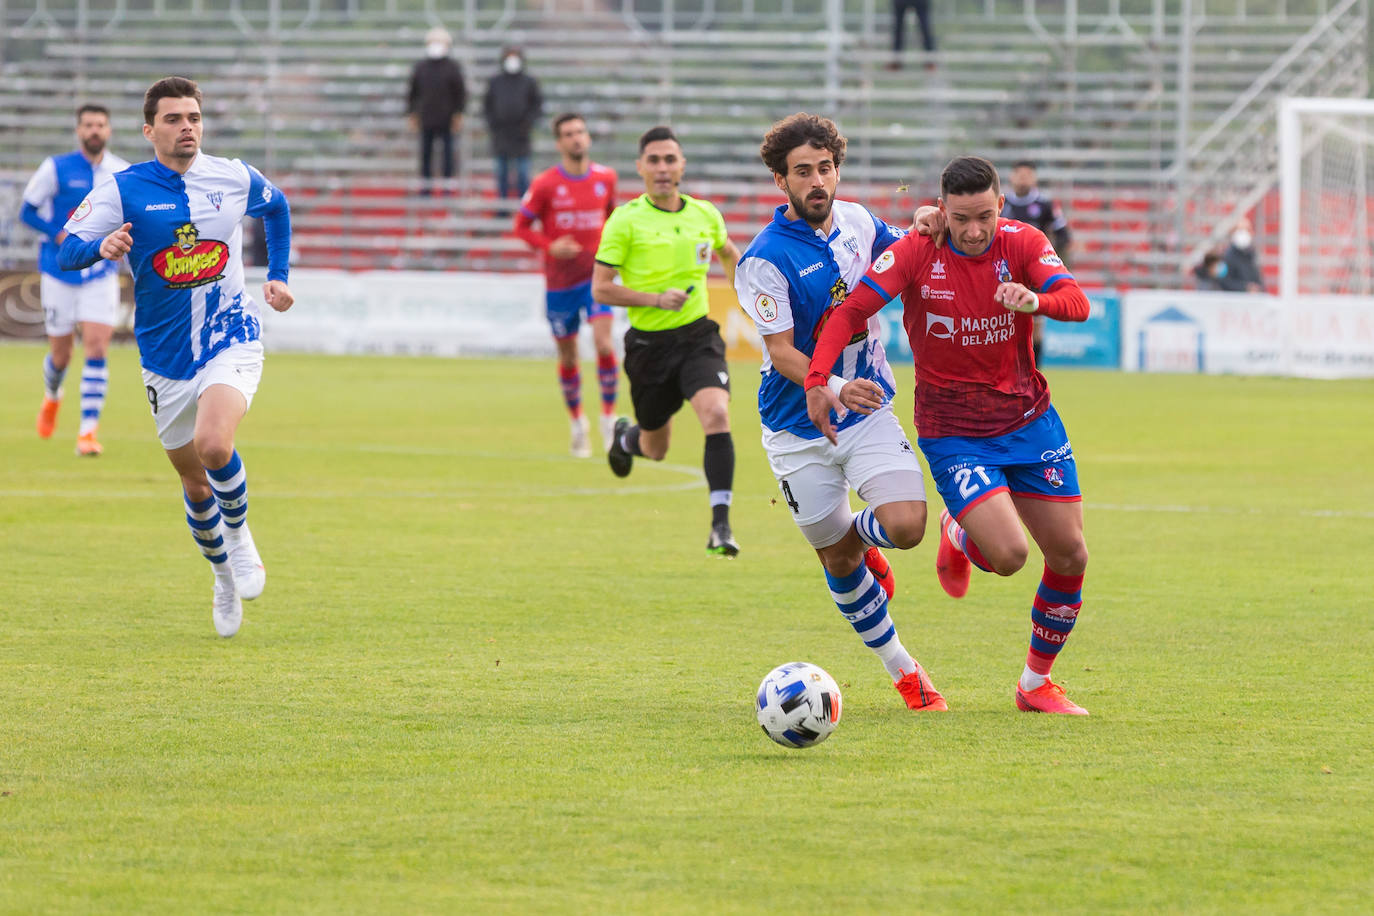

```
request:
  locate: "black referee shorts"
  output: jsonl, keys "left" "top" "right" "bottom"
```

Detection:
{"left": 622, "top": 316, "right": 730, "bottom": 432}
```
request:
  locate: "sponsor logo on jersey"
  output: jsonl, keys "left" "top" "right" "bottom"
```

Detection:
{"left": 261, "top": 186, "right": 272, "bottom": 204}
{"left": 1040, "top": 442, "right": 1074, "bottom": 461}
{"left": 70, "top": 198, "right": 92, "bottom": 221}
{"left": 152, "top": 222, "right": 228, "bottom": 289}
{"left": 755, "top": 293, "right": 778, "bottom": 322}
{"left": 929, "top": 258, "right": 946, "bottom": 279}
{"left": 695, "top": 241, "right": 711, "bottom": 264}
{"left": 145, "top": 202, "right": 177, "bottom": 211}
{"left": 873, "top": 250, "right": 896, "bottom": 274}
{"left": 1043, "top": 466, "right": 1065, "bottom": 488}
{"left": 556, "top": 184, "right": 569, "bottom": 197}
{"left": 827, "top": 277, "right": 849, "bottom": 308}
{"left": 594, "top": 181, "right": 606, "bottom": 197}
{"left": 926, "top": 313, "right": 955, "bottom": 340}
{"left": 206, "top": 191, "right": 224, "bottom": 211}
{"left": 1039, "top": 251, "right": 1063, "bottom": 267}
{"left": 999, "top": 223, "right": 1025, "bottom": 233}
{"left": 922, "top": 286, "right": 955, "bottom": 301}
{"left": 995, "top": 258, "right": 1013, "bottom": 283}
{"left": 798, "top": 260, "right": 825, "bottom": 278}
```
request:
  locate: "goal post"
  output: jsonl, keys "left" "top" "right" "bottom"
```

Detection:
{"left": 1278, "top": 97, "right": 1374, "bottom": 300}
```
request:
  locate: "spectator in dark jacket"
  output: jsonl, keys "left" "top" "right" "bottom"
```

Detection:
{"left": 482, "top": 47, "right": 542, "bottom": 199}
{"left": 1219, "top": 216, "right": 1266, "bottom": 292}
{"left": 407, "top": 27, "right": 467, "bottom": 193}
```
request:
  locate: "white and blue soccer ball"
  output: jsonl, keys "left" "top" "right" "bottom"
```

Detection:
{"left": 756, "top": 662, "right": 842, "bottom": 748}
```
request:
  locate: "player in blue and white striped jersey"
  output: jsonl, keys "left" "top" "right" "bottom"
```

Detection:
{"left": 21, "top": 104, "right": 129, "bottom": 456}
{"left": 59, "top": 77, "right": 293, "bottom": 638}
{"left": 735, "top": 113, "right": 946, "bottom": 711}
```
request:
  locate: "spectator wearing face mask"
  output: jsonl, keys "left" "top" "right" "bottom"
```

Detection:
{"left": 1192, "top": 249, "right": 1228, "bottom": 291}
{"left": 483, "top": 46, "right": 542, "bottom": 199}
{"left": 407, "top": 27, "right": 467, "bottom": 194}
{"left": 1219, "top": 216, "right": 1265, "bottom": 292}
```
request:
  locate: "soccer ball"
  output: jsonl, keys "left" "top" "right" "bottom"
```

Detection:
{"left": 756, "top": 662, "right": 842, "bottom": 748}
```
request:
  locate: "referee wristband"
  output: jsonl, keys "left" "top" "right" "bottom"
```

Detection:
{"left": 827, "top": 375, "right": 848, "bottom": 399}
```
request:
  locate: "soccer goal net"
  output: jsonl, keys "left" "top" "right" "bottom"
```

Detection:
{"left": 1279, "top": 97, "right": 1374, "bottom": 298}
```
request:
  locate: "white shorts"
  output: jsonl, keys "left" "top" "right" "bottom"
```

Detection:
{"left": 40, "top": 272, "right": 120, "bottom": 336}
{"left": 141, "top": 341, "right": 264, "bottom": 450}
{"left": 763, "top": 405, "right": 926, "bottom": 548}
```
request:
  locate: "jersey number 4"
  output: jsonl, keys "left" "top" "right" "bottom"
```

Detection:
{"left": 780, "top": 479, "right": 800, "bottom": 515}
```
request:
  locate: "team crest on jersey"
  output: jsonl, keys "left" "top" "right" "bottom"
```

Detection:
{"left": 755, "top": 293, "right": 778, "bottom": 322}
{"left": 1042, "top": 466, "right": 1065, "bottom": 488}
{"left": 873, "top": 250, "right": 896, "bottom": 274}
{"left": 152, "top": 222, "right": 229, "bottom": 289}
{"left": 594, "top": 181, "right": 606, "bottom": 197}
{"left": 995, "top": 258, "right": 1013, "bottom": 282}
{"left": 70, "top": 198, "right": 92, "bottom": 222}
{"left": 206, "top": 191, "right": 224, "bottom": 211}
{"left": 843, "top": 236, "right": 860, "bottom": 256}
{"left": 930, "top": 258, "right": 946, "bottom": 279}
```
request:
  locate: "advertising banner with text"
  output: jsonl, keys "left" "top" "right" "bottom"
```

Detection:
{"left": 1122, "top": 290, "right": 1374, "bottom": 378}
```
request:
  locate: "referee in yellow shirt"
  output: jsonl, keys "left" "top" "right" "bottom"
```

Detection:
{"left": 591, "top": 125, "right": 743, "bottom": 557}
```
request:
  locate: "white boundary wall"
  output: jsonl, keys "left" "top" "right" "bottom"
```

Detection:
{"left": 1122, "top": 290, "right": 1374, "bottom": 378}
{"left": 250, "top": 267, "right": 626, "bottom": 358}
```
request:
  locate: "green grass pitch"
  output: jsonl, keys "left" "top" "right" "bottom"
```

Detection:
{"left": 1, "top": 342, "right": 1372, "bottom": 913}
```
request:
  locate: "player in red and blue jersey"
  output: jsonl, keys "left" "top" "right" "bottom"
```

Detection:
{"left": 805, "top": 156, "right": 1093, "bottom": 715}
{"left": 514, "top": 113, "right": 619, "bottom": 458}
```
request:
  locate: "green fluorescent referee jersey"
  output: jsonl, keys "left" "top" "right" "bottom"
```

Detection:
{"left": 594, "top": 193, "right": 729, "bottom": 332}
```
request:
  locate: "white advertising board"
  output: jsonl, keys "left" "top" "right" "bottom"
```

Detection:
{"left": 1122, "top": 290, "right": 1374, "bottom": 378}
{"left": 249, "top": 268, "right": 594, "bottom": 358}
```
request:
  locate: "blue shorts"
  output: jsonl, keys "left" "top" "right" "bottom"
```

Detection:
{"left": 917, "top": 404, "right": 1081, "bottom": 521}
{"left": 547, "top": 281, "right": 612, "bottom": 340}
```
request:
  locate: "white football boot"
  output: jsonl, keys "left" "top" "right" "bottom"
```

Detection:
{"left": 599, "top": 413, "right": 617, "bottom": 453}
{"left": 212, "top": 573, "right": 242, "bottom": 638}
{"left": 570, "top": 415, "right": 592, "bottom": 458}
{"left": 224, "top": 523, "right": 266, "bottom": 601}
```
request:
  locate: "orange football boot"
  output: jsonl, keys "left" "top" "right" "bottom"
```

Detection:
{"left": 935, "top": 508, "right": 972, "bottom": 598}
{"left": 894, "top": 664, "right": 948, "bottom": 712}
{"left": 864, "top": 546, "right": 895, "bottom": 600}
{"left": 1015, "top": 679, "right": 1089, "bottom": 715}
{"left": 75, "top": 430, "right": 103, "bottom": 457}
{"left": 36, "top": 397, "right": 60, "bottom": 439}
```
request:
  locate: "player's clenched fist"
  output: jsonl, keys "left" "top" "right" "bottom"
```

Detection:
{"left": 99, "top": 222, "right": 133, "bottom": 260}
{"left": 263, "top": 280, "right": 294, "bottom": 312}
{"left": 995, "top": 282, "right": 1039, "bottom": 313}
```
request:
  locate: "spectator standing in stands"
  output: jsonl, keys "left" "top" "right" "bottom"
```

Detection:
{"left": 1219, "top": 216, "right": 1266, "bottom": 292}
{"left": 1002, "top": 160, "right": 1073, "bottom": 361}
{"left": 483, "top": 46, "right": 542, "bottom": 199}
{"left": 1192, "top": 249, "right": 1227, "bottom": 291}
{"left": 407, "top": 27, "right": 467, "bottom": 194}
{"left": 889, "top": 0, "right": 937, "bottom": 70}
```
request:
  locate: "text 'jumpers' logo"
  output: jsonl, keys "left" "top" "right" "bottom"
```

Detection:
{"left": 152, "top": 222, "right": 228, "bottom": 289}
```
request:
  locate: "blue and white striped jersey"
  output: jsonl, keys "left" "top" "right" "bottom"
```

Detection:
{"left": 21, "top": 149, "right": 129, "bottom": 285}
{"left": 735, "top": 200, "right": 905, "bottom": 438}
{"left": 60, "top": 152, "right": 290, "bottom": 380}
